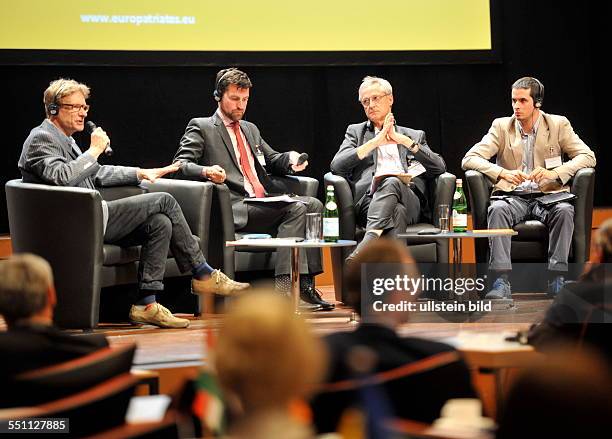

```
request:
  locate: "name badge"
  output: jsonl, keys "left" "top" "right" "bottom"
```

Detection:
{"left": 255, "top": 145, "right": 266, "bottom": 167}
{"left": 545, "top": 156, "right": 562, "bottom": 169}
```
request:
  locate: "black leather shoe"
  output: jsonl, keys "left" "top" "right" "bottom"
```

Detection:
{"left": 299, "top": 299, "right": 322, "bottom": 312}
{"left": 300, "top": 287, "right": 335, "bottom": 310}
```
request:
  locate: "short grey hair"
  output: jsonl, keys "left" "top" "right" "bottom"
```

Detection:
{"left": 358, "top": 76, "right": 393, "bottom": 100}
{"left": 44, "top": 78, "right": 91, "bottom": 117}
{"left": 0, "top": 253, "right": 54, "bottom": 325}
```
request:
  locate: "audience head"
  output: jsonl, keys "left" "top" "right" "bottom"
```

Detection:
{"left": 345, "top": 238, "right": 418, "bottom": 326}
{"left": 214, "top": 291, "right": 327, "bottom": 415}
{"left": 0, "top": 253, "right": 56, "bottom": 328}
{"left": 358, "top": 76, "right": 394, "bottom": 128}
{"left": 497, "top": 348, "right": 612, "bottom": 438}
{"left": 214, "top": 68, "right": 252, "bottom": 122}
{"left": 594, "top": 218, "right": 612, "bottom": 263}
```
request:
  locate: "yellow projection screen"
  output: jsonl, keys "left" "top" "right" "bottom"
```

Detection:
{"left": 0, "top": 0, "right": 498, "bottom": 65}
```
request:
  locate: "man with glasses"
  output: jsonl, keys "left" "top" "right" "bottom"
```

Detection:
{"left": 18, "top": 78, "right": 248, "bottom": 329}
{"left": 331, "top": 76, "right": 446, "bottom": 261}
{"left": 173, "top": 68, "right": 333, "bottom": 310}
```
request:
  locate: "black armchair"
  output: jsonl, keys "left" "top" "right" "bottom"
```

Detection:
{"left": 464, "top": 168, "right": 595, "bottom": 264}
{"left": 324, "top": 172, "right": 456, "bottom": 302}
{"left": 5, "top": 178, "right": 214, "bottom": 329}
{"left": 206, "top": 175, "right": 319, "bottom": 279}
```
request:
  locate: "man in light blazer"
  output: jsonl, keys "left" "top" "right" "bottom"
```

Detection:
{"left": 330, "top": 76, "right": 446, "bottom": 260}
{"left": 18, "top": 78, "right": 248, "bottom": 328}
{"left": 173, "top": 68, "right": 332, "bottom": 310}
{"left": 462, "top": 77, "right": 596, "bottom": 299}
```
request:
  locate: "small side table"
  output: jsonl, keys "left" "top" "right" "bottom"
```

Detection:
{"left": 397, "top": 229, "right": 518, "bottom": 267}
{"left": 226, "top": 238, "right": 356, "bottom": 313}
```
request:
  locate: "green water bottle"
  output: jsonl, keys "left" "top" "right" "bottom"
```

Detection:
{"left": 323, "top": 185, "right": 339, "bottom": 242}
{"left": 452, "top": 179, "right": 468, "bottom": 232}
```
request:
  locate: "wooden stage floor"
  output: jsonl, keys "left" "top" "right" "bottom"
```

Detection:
{"left": 86, "top": 287, "right": 549, "bottom": 369}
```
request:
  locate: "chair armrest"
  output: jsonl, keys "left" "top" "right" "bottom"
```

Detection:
{"left": 5, "top": 179, "right": 105, "bottom": 328}
{"left": 432, "top": 172, "right": 456, "bottom": 226}
{"left": 98, "top": 186, "right": 147, "bottom": 202}
{"left": 570, "top": 168, "right": 595, "bottom": 262}
{"left": 324, "top": 172, "right": 356, "bottom": 240}
{"left": 464, "top": 170, "right": 493, "bottom": 229}
{"left": 205, "top": 184, "right": 237, "bottom": 276}
{"left": 268, "top": 175, "right": 319, "bottom": 197}
{"left": 141, "top": 179, "right": 214, "bottom": 257}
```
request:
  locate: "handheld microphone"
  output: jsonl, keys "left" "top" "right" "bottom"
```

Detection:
{"left": 85, "top": 121, "right": 113, "bottom": 156}
{"left": 296, "top": 153, "right": 309, "bottom": 166}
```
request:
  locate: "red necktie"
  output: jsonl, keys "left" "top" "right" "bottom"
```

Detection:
{"left": 231, "top": 122, "right": 266, "bottom": 198}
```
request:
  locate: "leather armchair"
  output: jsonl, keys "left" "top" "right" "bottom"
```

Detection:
{"left": 206, "top": 175, "right": 319, "bottom": 279}
{"left": 324, "top": 172, "right": 457, "bottom": 302}
{"left": 5, "top": 178, "right": 214, "bottom": 329}
{"left": 464, "top": 168, "right": 595, "bottom": 264}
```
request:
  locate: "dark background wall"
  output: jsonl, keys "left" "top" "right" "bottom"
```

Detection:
{"left": 0, "top": 1, "right": 607, "bottom": 234}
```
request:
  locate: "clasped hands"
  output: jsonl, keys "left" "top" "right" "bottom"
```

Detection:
{"left": 499, "top": 167, "right": 558, "bottom": 185}
{"left": 374, "top": 113, "right": 416, "bottom": 151}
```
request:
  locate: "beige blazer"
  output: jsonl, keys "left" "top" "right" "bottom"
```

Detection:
{"left": 461, "top": 112, "right": 596, "bottom": 193}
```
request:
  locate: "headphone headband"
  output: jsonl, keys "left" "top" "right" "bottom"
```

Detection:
{"left": 530, "top": 77, "right": 544, "bottom": 108}
{"left": 213, "top": 68, "right": 239, "bottom": 101}
{"left": 47, "top": 80, "right": 73, "bottom": 116}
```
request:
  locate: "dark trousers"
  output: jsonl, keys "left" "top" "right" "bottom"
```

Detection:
{"left": 237, "top": 196, "right": 324, "bottom": 276}
{"left": 104, "top": 192, "right": 205, "bottom": 291}
{"left": 356, "top": 177, "right": 421, "bottom": 233}
{"left": 487, "top": 196, "right": 574, "bottom": 272}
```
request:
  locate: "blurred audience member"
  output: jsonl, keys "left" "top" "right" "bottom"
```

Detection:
{"left": 311, "top": 239, "right": 476, "bottom": 434}
{"left": 497, "top": 348, "right": 612, "bottom": 439}
{"left": 0, "top": 253, "right": 108, "bottom": 378}
{"left": 529, "top": 218, "right": 612, "bottom": 361}
{"left": 211, "top": 292, "right": 327, "bottom": 438}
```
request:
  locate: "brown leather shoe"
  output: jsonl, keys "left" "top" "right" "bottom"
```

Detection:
{"left": 192, "top": 269, "right": 250, "bottom": 296}
{"left": 129, "top": 303, "right": 189, "bottom": 329}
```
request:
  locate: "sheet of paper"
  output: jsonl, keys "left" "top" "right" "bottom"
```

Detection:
{"left": 125, "top": 395, "right": 172, "bottom": 424}
{"left": 243, "top": 194, "right": 306, "bottom": 204}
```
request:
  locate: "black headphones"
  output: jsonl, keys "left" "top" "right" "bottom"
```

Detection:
{"left": 530, "top": 77, "right": 545, "bottom": 108}
{"left": 213, "top": 68, "right": 238, "bottom": 102}
{"left": 46, "top": 81, "right": 69, "bottom": 116}
{"left": 47, "top": 102, "right": 59, "bottom": 116}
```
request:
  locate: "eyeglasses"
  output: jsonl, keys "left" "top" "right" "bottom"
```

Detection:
{"left": 59, "top": 103, "right": 90, "bottom": 112}
{"left": 360, "top": 93, "right": 389, "bottom": 107}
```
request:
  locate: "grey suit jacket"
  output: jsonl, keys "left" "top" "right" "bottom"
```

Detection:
{"left": 18, "top": 119, "right": 139, "bottom": 189}
{"left": 173, "top": 112, "right": 293, "bottom": 229}
{"left": 330, "top": 121, "right": 446, "bottom": 213}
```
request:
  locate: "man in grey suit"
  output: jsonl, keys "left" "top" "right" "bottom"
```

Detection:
{"left": 331, "top": 76, "right": 446, "bottom": 260}
{"left": 173, "top": 68, "right": 332, "bottom": 310}
{"left": 18, "top": 78, "right": 248, "bottom": 328}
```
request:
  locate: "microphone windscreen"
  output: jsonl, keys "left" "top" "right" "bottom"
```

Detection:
{"left": 85, "top": 121, "right": 97, "bottom": 133}
{"left": 297, "top": 153, "right": 309, "bottom": 165}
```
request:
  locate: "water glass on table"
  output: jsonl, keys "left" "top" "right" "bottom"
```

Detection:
{"left": 305, "top": 213, "right": 322, "bottom": 241}
{"left": 438, "top": 204, "right": 450, "bottom": 233}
